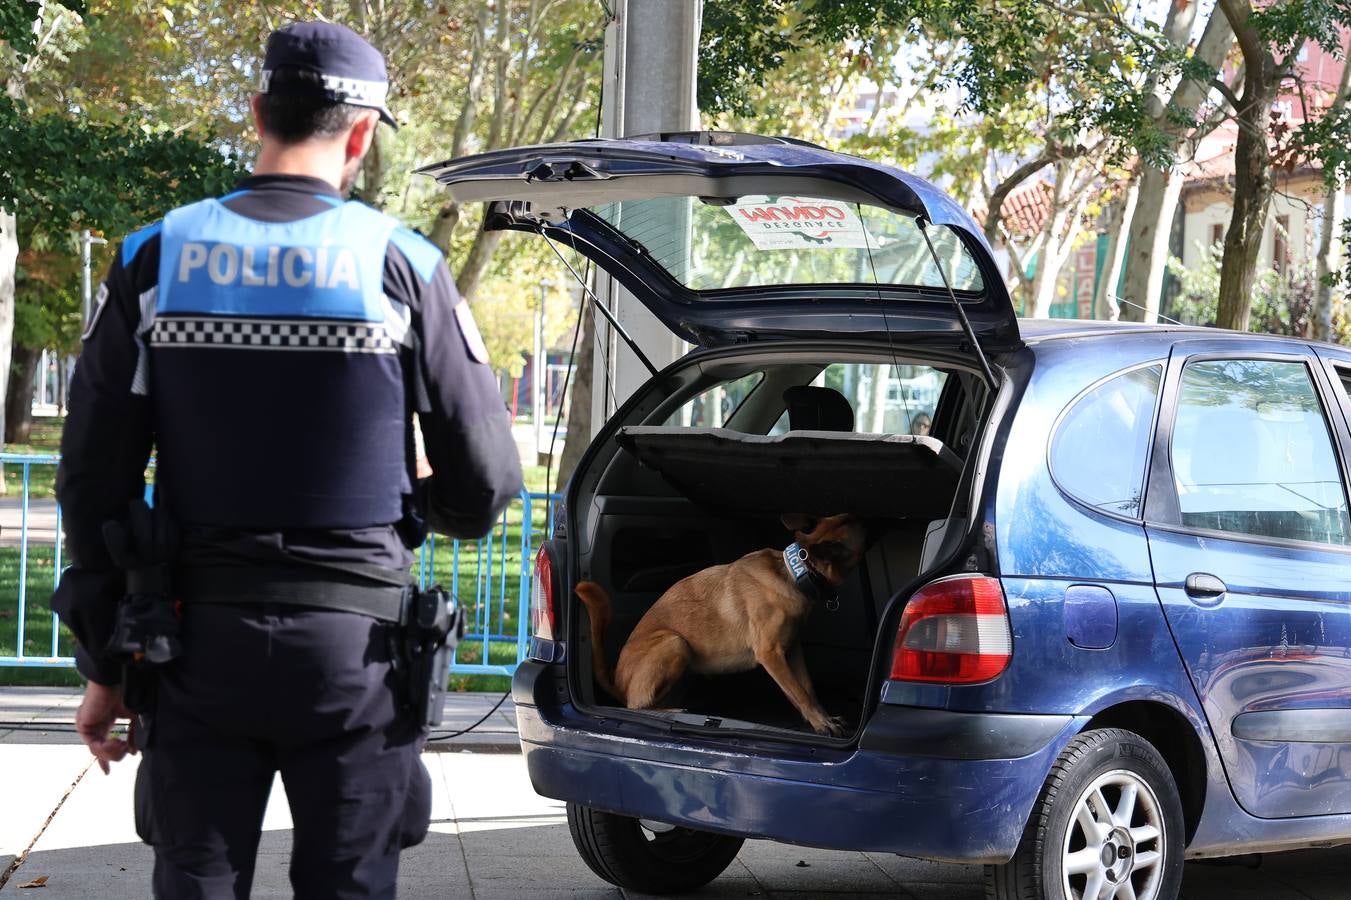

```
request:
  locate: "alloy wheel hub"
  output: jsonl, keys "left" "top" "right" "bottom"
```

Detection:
{"left": 1100, "top": 827, "right": 1134, "bottom": 884}
{"left": 1062, "top": 770, "right": 1165, "bottom": 899}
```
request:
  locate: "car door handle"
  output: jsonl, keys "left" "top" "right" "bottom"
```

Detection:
{"left": 1185, "top": 573, "right": 1227, "bottom": 601}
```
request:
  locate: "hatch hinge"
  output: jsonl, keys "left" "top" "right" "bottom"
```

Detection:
{"left": 524, "top": 158, "right": 607, "bottom": 183}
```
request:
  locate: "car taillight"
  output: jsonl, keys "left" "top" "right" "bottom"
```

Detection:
{"left": 890, "top": 575, "right": 1012, "bottom": 684}
{"left": 531, "top": 546, "right": 556, "bottom": 642}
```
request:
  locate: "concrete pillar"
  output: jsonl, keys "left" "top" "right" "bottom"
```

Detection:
{"left": 592, "top": 0, "right": 702, "bottom": 431}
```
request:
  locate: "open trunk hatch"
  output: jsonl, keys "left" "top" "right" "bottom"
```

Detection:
{"left": 417, "top": 133, "right": 1020, "bottom": 352}
{"left": 557, "top": 349, "right": 993, "bottom": 745}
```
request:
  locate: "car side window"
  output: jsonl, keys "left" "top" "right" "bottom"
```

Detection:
{"left": 766, "top": 363, "right": 947, "bottom": 436}
{"left": 1050, "top": 364, "right": 1161, "bottom": 518}
{"left": 664, "top": 373, "right": 763, "bottom": 428}
{"left": 1170, "top": 359, "right": 1351, "bottom": 545}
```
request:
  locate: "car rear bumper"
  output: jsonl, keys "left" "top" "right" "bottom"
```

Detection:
{"left": 512, "top": 661, "right": 1082, "bottom": 863}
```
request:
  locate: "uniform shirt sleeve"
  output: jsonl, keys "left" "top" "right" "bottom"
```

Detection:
{"left": 388, "top": 235, "right": 523, "bottom": 539}
{"left": 53, "top": 234, "right": 157, "bottom": 684}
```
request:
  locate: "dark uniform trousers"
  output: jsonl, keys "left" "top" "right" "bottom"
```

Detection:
{"left": 135, "top": 598, "right": 431, "bottom": 899}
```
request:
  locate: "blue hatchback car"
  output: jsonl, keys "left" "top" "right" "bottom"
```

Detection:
{"left": 423, "top": 134, "right": 1351, "bottom": 900}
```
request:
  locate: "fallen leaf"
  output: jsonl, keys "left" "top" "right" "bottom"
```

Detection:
{"left": 18, "top": 874, "right": 49, "bottom": 888}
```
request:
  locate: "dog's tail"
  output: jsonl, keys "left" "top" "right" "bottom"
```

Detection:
{"left": 574, "top": 581, "right": 620, "bottom": 701}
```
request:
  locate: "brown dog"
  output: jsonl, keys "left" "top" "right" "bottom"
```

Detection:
{"left": 576, "top": 513, "right": 866, "bottom": 736}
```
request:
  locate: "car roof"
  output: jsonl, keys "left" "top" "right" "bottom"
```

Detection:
{"left": 1017, "top": 317, "right": 1346, "bottom": 353}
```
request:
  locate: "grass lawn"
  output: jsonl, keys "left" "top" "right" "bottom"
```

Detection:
{"left": 0, "top": 415, "right": 559, "bottom": 692}
{"left": 2, "top": 417, "right": 63, "bottom": 499}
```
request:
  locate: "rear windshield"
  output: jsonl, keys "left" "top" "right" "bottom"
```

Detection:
{"left": 588, "top": 195, "right": 985, "bottom": 294}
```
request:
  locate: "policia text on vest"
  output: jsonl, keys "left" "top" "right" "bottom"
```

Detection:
{"left": 176, "top": 241, "right": 361, "bottom": 290}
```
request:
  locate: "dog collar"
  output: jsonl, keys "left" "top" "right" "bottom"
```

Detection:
{"left": 783, "top": 542, "right": 836, "bottom": 607}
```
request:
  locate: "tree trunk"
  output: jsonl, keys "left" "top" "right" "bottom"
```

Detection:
{"left": 453, "top": 217, "right": 505, "bottom": 302}
{"left": 1119, "top": 167, "right": 1183, "bottom": 322}
{"left": 0, "top": 209, "right": 16, "bottom": 455}
{"left": 358, "top": 128, "right": 386, "bottom": 207}
{"left": 1095, "top": 174, "right": 1140, "bottom": 320}
{"left": 1028, "top": 250, "right": 1060, "bottom": 318}
{"left": 428, "top": 201, "right": 461, "bottom": 255}
{"left": 554, "top": 303, "right": 594, "bottom": 493}
{"left": 1215, "top": 62, "right": 1277, "bottom": 332}
{"left": 983, "top": 153, "right": 1054, "bottom": 247}
{"left": 1312, "top": 38, "right": 1351, "bottom": 343}
{"left": 56, "top": 354, "right": 67, "bottom": 414}
{"left": 1028, "top": 161, "right": 1090, "bottom": 319}
{"left": 1313, "top": 182, "right": 1344, "bottom": 342}
{"left": 5, "top": 346, "right": 39, "bottom": 444}
{"left": 869, "top": 365, "right": 890, "bottom": 433}
{"left": 1119, "top": 8, "right": 1233, "bottom": 322}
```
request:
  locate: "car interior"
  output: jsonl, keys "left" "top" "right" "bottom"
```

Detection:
{"left": 569, "top": 351, "right": 992, "bottom": 738}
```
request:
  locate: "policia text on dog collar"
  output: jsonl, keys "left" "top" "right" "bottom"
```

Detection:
{"left": 782, "top": 542, "right": 839, "bottom": 611}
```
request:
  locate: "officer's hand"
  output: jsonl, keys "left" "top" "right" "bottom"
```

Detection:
{"left": 75, "top": 682, "right": 138, "bottom": 774}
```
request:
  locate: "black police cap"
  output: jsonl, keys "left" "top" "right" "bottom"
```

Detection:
{"left": 260, "top": 21, "right": 397, "bottom": 129}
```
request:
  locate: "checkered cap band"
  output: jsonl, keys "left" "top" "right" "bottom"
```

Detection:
{"left": 259, "top": 69, "right": 389, "bottom": 107}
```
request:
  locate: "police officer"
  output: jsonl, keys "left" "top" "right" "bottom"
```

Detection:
{"left": 53, "top": 21, "right": 522, "bottom": 898}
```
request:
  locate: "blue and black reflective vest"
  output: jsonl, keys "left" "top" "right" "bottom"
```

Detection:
{"left": 147, "top": 196, "right": 412, "bottom": 530}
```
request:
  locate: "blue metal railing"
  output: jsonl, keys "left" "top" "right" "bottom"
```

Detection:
{"left": 0, "top": 453, "right": 558, "bottom": 678}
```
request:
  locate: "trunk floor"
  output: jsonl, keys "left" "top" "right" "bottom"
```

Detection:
{"left": 602, "top": 665, "right": 868, "bottom": 736}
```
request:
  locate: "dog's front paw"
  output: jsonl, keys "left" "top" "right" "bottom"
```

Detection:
{"left": 811, "top": 715, "right": 847, "bottom": 737}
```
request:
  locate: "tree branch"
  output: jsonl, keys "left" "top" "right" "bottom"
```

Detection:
{"left": 450, "top": 5, "right": 490, "bottom": 159}
{"left": 983, "top": 151, "right": 1058, "bottom": 246}
{"left": 1210, "top": 78, "right": 1242, "bottom": 113}
{"left": 1219, "top": 0, "right": 1266, "bottom": 78}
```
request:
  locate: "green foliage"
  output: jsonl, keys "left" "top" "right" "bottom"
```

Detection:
{"left": 1250, "top": 0, "right": 1351, "bottom": 58}
{"left": 1166, "top": 246, "right": 1343, "bottom": 340}
{"left": 697, "top": 0, "right": 796, "bottom": 117}
{"left": 1301, "top": 101, "right": 1351, "bottom": 189}
{"left": 0, "top": 95, "right": 244, "bottom": 239}
{"left": 0, "top": 84, "right": 241, "bottom": 356}
{"left": 698, "top": 0, "right": 1198, "bottom": 167}
{"left": 0, "top": 0, "right": 82, "bottom": 58}
{"left": 14, "top": 229, "right": 82, "bottom": 354}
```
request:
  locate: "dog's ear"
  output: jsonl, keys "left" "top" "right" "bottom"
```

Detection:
{"left": 781, "top": 513, "right": 817, "bottom": 534}
{"left": 809, "top": 541, "right": 851, "bottom": 565}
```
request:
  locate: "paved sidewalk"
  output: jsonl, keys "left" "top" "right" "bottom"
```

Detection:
{"left": 1, "top": 687, "right": 1348, "bottom": 898}
{"left": 0, "top": 499, "right": 59, "bottom": 547}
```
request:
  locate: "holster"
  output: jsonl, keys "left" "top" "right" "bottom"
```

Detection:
{"left": 102, "top": 501, "right": 182, "bottom": 714}
{"left": 395, "top": 585, "right": 464, "bottom": 728}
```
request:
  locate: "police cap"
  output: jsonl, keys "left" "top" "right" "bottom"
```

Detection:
{"left": 260, "top": 21, "right": 398, "bottom": 129}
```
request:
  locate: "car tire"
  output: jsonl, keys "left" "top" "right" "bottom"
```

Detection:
{"left": 566, "top": 802, "right": 744, "bottom": 894}
{"left": 985, "top": 728, "right": 1185, "bottom": 900}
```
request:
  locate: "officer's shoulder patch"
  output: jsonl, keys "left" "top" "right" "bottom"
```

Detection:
{"left": 455, "top": 301, "right": 490, "bottom": 365}
{"left": 121, "top": 221, "right": 163, "bottom": 267}
{"left": 81, "top": 281, "right": 111, "bottom": 341}
{"left": 389, "top": 227, "right": 442, "bottom": 285}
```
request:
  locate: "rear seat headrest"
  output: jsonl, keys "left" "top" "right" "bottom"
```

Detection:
{"left": 783, "top": 385, "right": 855, "bottom": 432}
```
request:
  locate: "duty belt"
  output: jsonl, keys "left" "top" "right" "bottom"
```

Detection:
{"left": 176, "top": 565, "right": 407, "bottom": 623}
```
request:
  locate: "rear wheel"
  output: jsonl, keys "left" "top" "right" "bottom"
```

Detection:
{"left": 985, "top": 728, "right": 1185, "bottom": 900}
{"left": 567, "top": 802, "right": 744, "bottom": 894}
